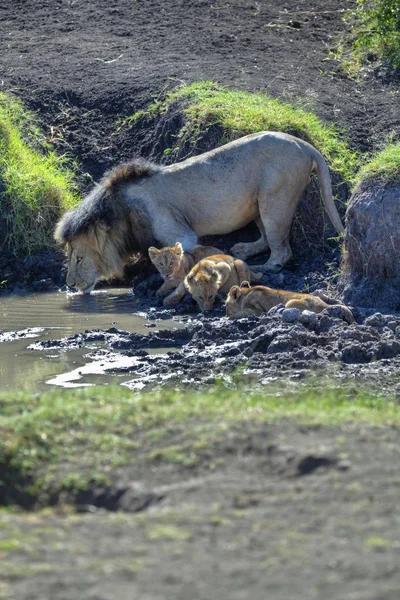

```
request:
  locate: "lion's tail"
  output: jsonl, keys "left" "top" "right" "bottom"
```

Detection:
{"left": 311, "top": 148, "right": 344, "bottom": 234}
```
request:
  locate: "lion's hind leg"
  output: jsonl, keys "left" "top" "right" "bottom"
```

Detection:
{"left": 231, "top": 217, "right": 269, "bottom": 261}
{"left": 285, "top": 297, "right": 326, "bottom": 313}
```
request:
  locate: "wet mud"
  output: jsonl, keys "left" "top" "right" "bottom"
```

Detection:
{"left": 30, "top": 299, "right": 400, "bottom": 393}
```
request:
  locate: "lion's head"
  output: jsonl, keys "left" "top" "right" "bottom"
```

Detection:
{"left": 54, "top": 159, "right": 158, "bottom": 292}
{"left": 225, "top": 285, "right": 242, "bottom": 317}
{"left": 148, "top": 242, "right": 184, "bottom": 283}
{"left": 184, "top": 262, "right": 221, "bottom": 311}
{"left": 64, "top": 238, "right": 105, "bottom": 294}
{"left": 225, "top": 281, "right": 251, "bottom": 317}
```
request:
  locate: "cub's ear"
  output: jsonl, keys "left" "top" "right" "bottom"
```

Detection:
{"left": 184, "top": 273, "right": 194, "bottom": 289}
{"left": 229, "top": 285, "right": 242, "bottom": 301}
{"left": 240, "top": 281, "right": 251, "bottom": 289}
{"left": 174, "top": 242, "right": 184, "bottom": 256}
{"left": 210, "top": 269, "right": 219, "bottom": 281}
{"left": 148, "top": 247, "right": 160, "bottom": 260}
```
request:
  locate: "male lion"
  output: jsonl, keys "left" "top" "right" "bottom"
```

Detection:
{"left": 148, "top": 242, "right": 222, "bottom": 307}
{"left": 55, "top": 132, "right": 344, "bottom": 293}
{"left": 184, "top": 255, "right": 262, "bottom": 311}
{"left": 225, "top": 282, "right": 355, "bottom": 323}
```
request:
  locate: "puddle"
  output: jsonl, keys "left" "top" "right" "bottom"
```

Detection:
{"left": 0, "top": 289, "right": 180, "bottom": 391}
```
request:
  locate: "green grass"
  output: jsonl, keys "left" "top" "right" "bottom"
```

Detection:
{"left": 338, "top": 0, "right": 400, "bottom": 75}
{"left": 355, "top": 140, "right": 400, "bottom": 185}
{"left": 122, "top": 81, "right": 360, "bottom": 185}
{"left": 1, "top": 384, "right": 399, "bottom": 506}
{"left": 0, "top": 93, "right": 79, "bottom": 255}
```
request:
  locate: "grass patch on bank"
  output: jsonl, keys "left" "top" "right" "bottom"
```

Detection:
{"left": 337, "top": 0, "right": 400, "bottom": 76}
{"left": 0, "top": 93, "right": 79, "bottom": 255}
{"left": 1, "top": 384, "right": 399, "bottom": 506}
{"left": 123, "top": 81, "right": 360, "bottom": 184}
{"left": 355, "top": 140, "right": 400, "bottom": 185}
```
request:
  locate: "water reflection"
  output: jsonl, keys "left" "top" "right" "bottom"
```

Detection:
{"left": 63, "top": 289, "right": 138, "bottom": 315}
{"left": 0, "top": 289, "right": 179, "bottom": 392}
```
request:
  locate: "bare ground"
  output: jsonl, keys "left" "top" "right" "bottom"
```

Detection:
{"left": 2, "top": 420, "right": 400, "bottom": 600}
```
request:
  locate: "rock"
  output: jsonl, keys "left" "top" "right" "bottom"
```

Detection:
{"left": 322, "top": 304, "right": 354, "bottom": 324}
{"left": 365, "top": 313, "right": 387, "bottom": 328}
{"left": 267, "top": 334, "right": 300, "bottom": 354}
{"left": 282, "top": 308, "right": 301, "bottom": 323}
{"left": 340, "top": 181, "right": 400, "bottom": 310}
{"left": 268, "top": 303, "right": 285, "bottom": 316}
{"left": 299, "top": 310, "right": 318, "bottom": 329}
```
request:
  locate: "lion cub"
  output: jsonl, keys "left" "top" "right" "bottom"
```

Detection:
{"left": 225, "top": 282, "right": 355, "bottom": 323}
{"left": 184, "top": 255, "right": 263, "bottom": 312}
{"left": 148, "top": 242, "right": 221, "bottom": 307}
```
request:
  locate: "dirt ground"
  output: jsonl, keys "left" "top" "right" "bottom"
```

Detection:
{"left": 2, "top": 420, "right": 400, "bottom": 600}
{"left": 1, "top": 1, "right": 400, "bottom": 599}
{"left": 1, "top": 0, "right": 399, "bottom": 179}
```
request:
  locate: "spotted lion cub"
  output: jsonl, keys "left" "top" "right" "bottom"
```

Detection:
{"left": 148, "top": 242, "right": 221, "bottom": 307}
{"left": 225, "top": 282, "right": 354, "bottom": 323}
{"left": 184, "top": 255, "right": 263, "bottom": 312}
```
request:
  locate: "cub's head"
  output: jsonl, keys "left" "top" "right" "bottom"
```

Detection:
{"left": 148, "top": 242, "right": 184, "bottom": 281}
{"left": 225, "top": 281, "right": 251, "bottom": 317}
{"left": 184, "top": 262, "right": 221, "bottom": 311}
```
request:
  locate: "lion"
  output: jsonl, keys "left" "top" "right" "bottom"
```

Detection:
{"left": 54, "top": 132, "right": 344, "bottom": 293}
{"left": 148, "top": 242, "right": 222, "bottom": 306}
{"left": 225, "top": 282, "right": 355, "bottom": 323}
{"left": 184, "top": 255, "right": 263, "bottom": 311}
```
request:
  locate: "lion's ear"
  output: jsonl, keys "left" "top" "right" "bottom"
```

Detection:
{"left": 148, "top": 247, "right": 160, "bottom": 261}
{"left": 184, "top": 273, "right": 194, "bottom": 289}
{"left": 210, "top": 269, "right": 219, "bottom": 281}
{"left": 241, "top": 280, "right": 251, "bottom": 289}
{"left": 230, "top": 285, "right": 242, "bottom": 301}
{"left": 174, "top": 242, "right": 183, "bottom": 256}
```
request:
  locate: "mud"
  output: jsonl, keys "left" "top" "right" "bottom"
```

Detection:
{"left": 30, "top": 300, "right": 400, "bottom": 393}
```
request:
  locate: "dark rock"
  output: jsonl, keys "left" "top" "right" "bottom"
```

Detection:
{"left": 340, "top": 182, "right": 400, "bottom": 310}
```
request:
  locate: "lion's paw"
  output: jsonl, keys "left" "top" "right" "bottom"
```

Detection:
{"left": 231, "top": 242, "right": 251, "bottom": 260}
{"left": 263, "top": 262, "right": 283, "bottom": 273}
{"left": 163, "top": 295, "right": 179, "bottom": 307}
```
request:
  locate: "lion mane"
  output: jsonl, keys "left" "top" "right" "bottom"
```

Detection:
{"left": 54, "top": 159, "right": 160, "bottom": 279}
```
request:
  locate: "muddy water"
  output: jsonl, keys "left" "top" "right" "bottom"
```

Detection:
{"left": 0, "top": 289, "right": 179, "bottom": 391}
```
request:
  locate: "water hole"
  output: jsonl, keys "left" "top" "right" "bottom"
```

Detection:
{"left": 0, "top": 289, "right": 181, "bottom": 391}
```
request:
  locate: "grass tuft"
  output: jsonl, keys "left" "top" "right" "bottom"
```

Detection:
{"left": 123, "top": 81, "right": 360, "bottom": 184}
{"left": 0, "top": 93, "right": 79, "bottom": 255}
{"left": 337, "top": 0, "right": 400, "bottom": 76}
{"left": 354, "top": 140, "right": 400, "bottom": 185}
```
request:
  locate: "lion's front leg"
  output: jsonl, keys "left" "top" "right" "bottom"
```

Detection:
{"left": 155, "top": 216, "right": 199, "bottom": 252}
{"left": 163, "top": 282, "right": 187, "bottom": 307}
{"left": 156, "top": 279, "right": 176, "bottom": 297}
